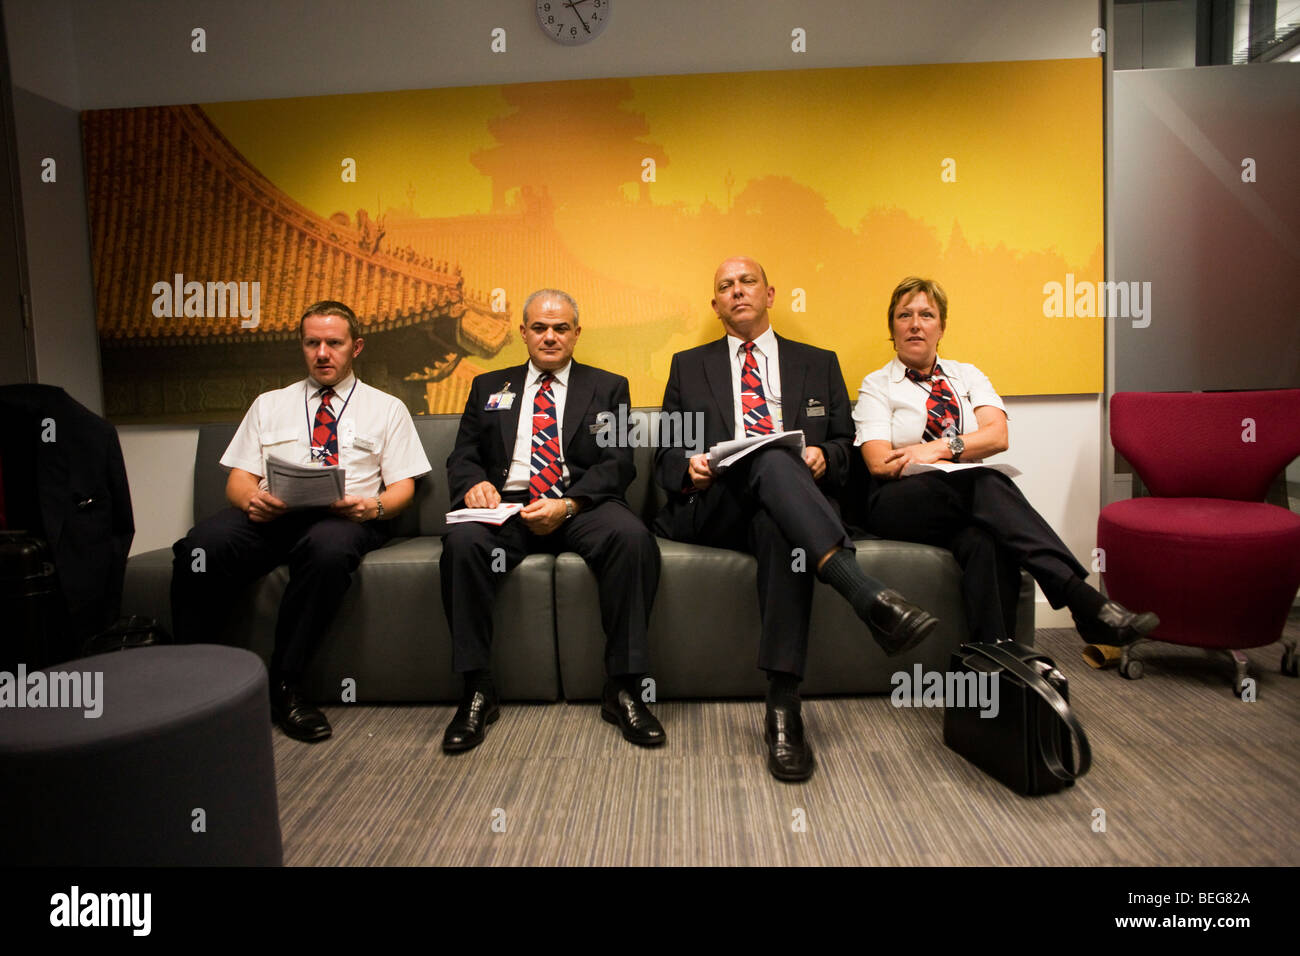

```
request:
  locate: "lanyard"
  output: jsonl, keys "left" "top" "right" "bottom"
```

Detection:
{"left": 304, "top": 378, "right": 358, "bottom": 461}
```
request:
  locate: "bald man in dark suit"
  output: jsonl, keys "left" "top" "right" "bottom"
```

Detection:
{"left": 654, "top": 257, "right": 939, "bottom": 781}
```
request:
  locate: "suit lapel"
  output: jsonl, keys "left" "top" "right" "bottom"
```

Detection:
{"left": 497, "top": 364, "right": 528, "bottom": 464}
{"left": 776, "top": 334, "right": 807, "bottom": 430}
{"left": 702, "top": 338, "right": 734, "bottom": 436}
{"left": 561, "top": 361, "right": 594, "bottom": 456}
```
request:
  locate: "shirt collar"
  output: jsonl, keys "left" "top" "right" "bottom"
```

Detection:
{"left": 309, "top": 372, "right": 356, "bottom": 396}
{"left": 528, "top": 360, "right": 571, "bottom": 389}
{"left": 727, "top": 326, "right": 778, "bottom": 360}
{"left": 890, "top": 356, "right": 946, "bottom": 383}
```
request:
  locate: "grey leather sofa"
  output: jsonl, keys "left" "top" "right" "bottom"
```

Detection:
{"left": 122, "top": 415, "right": 1035, "bottom": 703}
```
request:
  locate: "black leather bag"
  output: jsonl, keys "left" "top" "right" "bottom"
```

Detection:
{"left": 0, "top": 530, "right": 63, "bottom": 669}
{"left": 942, "top": 641, "right": 1091, "bottom": 796}
{"left": 82, "top": 615, "right": 173, "bottom": 657}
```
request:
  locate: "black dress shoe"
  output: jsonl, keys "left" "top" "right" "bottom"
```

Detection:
{"left": 764, "top": 705, "right": 814, "bottom": 782}
{"left": 270, "top": 680, "right": 332, "bottom": 743}
{"left": 442, "top": 688, "right": 499, "bottom": 753}
{"left": 600, "top": 680, "right": 666, "bottom": 747}
{"left": 1074, "top": 601, "right": 1160, "bottom": 647}
{"left": 866, "top": 589, "right": 940, "bottom": 657}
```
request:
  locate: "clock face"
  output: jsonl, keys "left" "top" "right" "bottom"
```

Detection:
{"left": 536, "top": 0, "right": 610, "bottom": 46}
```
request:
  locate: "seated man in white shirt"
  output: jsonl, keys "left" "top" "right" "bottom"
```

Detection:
{"left": 170, "top": 300, "right": 431, "bottom": 742}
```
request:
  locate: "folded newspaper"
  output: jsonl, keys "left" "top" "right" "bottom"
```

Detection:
{"left": 706, "top": 430, "right": 806, "bottom": 474}
{"left": 900, "top": 461, "right": 1022, "bottom": 478}
{"left": 266, "top": 453, "right": 346, "bottom": 508}
{"left": 445, "top": 503, "right": 525, "bottom": 526}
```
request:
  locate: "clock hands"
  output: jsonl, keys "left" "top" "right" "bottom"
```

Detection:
{"left": 563, "top": 0, "right": 591, "bottom": 33}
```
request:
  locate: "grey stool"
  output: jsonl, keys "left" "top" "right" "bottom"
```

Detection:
{"left": 0, "top": 645, "right": 282, "bottom": 865}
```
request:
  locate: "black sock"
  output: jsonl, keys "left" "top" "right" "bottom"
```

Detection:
{"left": 1063, "top": 577, "right": 1106, "bottom": 621}
{"left": 766, "top": 670, "right": 801, "bottom": 712}
{"left": 608, "top": 673, "right": 644, "bottom": 695}
{"left": 817, "top": 547, "right": 885, "bottom": 622}
{"left": 463, "top": 668, "right": 495, "bottom": 696}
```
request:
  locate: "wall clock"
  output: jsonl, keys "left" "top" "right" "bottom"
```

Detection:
{"left": 536, "top": 0, "right": 610, "bottom": 45}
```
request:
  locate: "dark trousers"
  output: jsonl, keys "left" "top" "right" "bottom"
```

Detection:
{"left": 170, "top": 508, "right": 389, "bottom": 681}
{"left": 656, "top": 446, "right": 854, "bottom": 678}
{"left": 441, "top": 499, "right": 659, "bottom": 676}
{"left": 865, "top": 469, "right": 1087, "bottom": 643}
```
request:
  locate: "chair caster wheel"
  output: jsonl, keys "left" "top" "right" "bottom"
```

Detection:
{"left": 1121, "top": 659, "right": 1144, "bottom": 680}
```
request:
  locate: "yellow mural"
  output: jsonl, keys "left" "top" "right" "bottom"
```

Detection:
{"left": 90, "top": 58, "right": 1101, "bottom": 423}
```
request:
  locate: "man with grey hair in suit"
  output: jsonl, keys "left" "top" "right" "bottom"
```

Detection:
{"left": 440, "top": 288, "right": 664, "bottom": 753}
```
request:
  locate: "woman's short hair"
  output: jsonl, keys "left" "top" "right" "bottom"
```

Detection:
{"left": 887, "top": 277, "right": 948, "bottom": 341}
{"left": 300, "top": 300, "right": 361, "bottom": 340}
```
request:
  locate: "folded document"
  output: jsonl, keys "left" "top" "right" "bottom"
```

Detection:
{"left": 706, "top": 430, "right": 806, "bottom": 474}
{"left": 266, "top": 454, "right": 346, "bottom": 508}
{"left": 445, "top": 503, "right": 524, "bottom": 526}
{"left": 901, "top": 461, "right": 1023, "bottom": 478}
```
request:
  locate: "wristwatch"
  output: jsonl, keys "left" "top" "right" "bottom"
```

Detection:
{"left": 374, "top": 496, "right": 386, "bottom": 520}
{"left": 945, "top": 435, "right": 965, "bottom": 461}
{"left": 563, "top": 498, "right": 576, "bottom": 520}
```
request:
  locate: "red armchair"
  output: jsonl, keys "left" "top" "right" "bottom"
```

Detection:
{"left": 1098, "top": 390, "right": 1300, "bottom": 694}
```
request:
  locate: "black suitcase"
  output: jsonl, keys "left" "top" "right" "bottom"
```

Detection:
{"left": 82, "top": 615, "right": 172, "bottom": 656}
{"left": 0, "top": 530, "right": 64, "bottom": 671}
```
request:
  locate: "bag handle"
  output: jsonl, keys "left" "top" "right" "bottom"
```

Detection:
{"left": 965, "top": 642, "right": 1092, "bottom": 782}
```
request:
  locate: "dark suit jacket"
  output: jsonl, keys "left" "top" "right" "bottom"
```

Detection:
{"left": 447, "top": 360, "right": 635, "bottom": 509}
{"left": 0, "top": 384, "right": 135, "bottom": 662}
{"left": 653, "top": 333, "right": 854, "bottom": 532}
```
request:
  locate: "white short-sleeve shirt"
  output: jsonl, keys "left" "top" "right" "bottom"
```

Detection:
{"left": 852, "top": 356, "right": 1006, "bottom": 447}
{"left": 220, "top": 373, "right": 432, "bottom": 498}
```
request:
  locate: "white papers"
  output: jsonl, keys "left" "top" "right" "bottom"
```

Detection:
{"left": 445, "top": 503, "right": 524, "bottom": 526}
{"left": 265, "top": 453, "right": 346, "bottom": 508}
{"left": 707, "top": 430, "right": 806, "bottom": 474}
{"left": 901, "top": 461, "right": 1022, "bottom": 478}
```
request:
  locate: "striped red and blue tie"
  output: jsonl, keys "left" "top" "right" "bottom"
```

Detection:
{"left": 740, "top": 342, "right": 774, "bottom": 436}
{"left": 528, "top": 373, "right": 565, "bottom": 500}
{"left": 312, "top": 387, "right": 339, "bottom": 465}
{"left": 905, "top": 364, "right": 960, "bottom": 441}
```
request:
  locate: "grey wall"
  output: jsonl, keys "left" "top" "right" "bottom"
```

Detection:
{"left": 1113, "top": 0, "right": 1198, "bottom": 70}
{"left": 1112, "top": 63, "right": 1300, "bottom": 392}
{"left": 57, "top": 0, "right": 1100, "bottom": 108}
{"left": 10, "top": 86, "right": 100, "bottom": 412}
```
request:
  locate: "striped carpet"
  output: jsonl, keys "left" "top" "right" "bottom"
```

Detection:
{"left": 272, "top": 615, "right": 1300, "bottom": 866}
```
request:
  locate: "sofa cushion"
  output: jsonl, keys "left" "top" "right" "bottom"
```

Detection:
{"left": 554, "top": 537, "right": 1036, "bottom": 700}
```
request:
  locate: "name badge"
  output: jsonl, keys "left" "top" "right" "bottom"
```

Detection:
{"left": 805, "top": 398, "right": 826, "bottom": 418}
{"left": 352, "top": 434, "right": 377, "bottom": 452}
{"left": 486, "top": 389, "right": 515, "bottom": 411}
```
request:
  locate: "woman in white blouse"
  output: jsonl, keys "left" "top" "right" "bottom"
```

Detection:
{"left": 852, "top": 277, "right": 1157, "bottom": 647}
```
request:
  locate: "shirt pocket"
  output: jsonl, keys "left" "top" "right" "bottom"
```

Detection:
{"left": 259, "top": 427, "right": 300, "bottom": 466}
